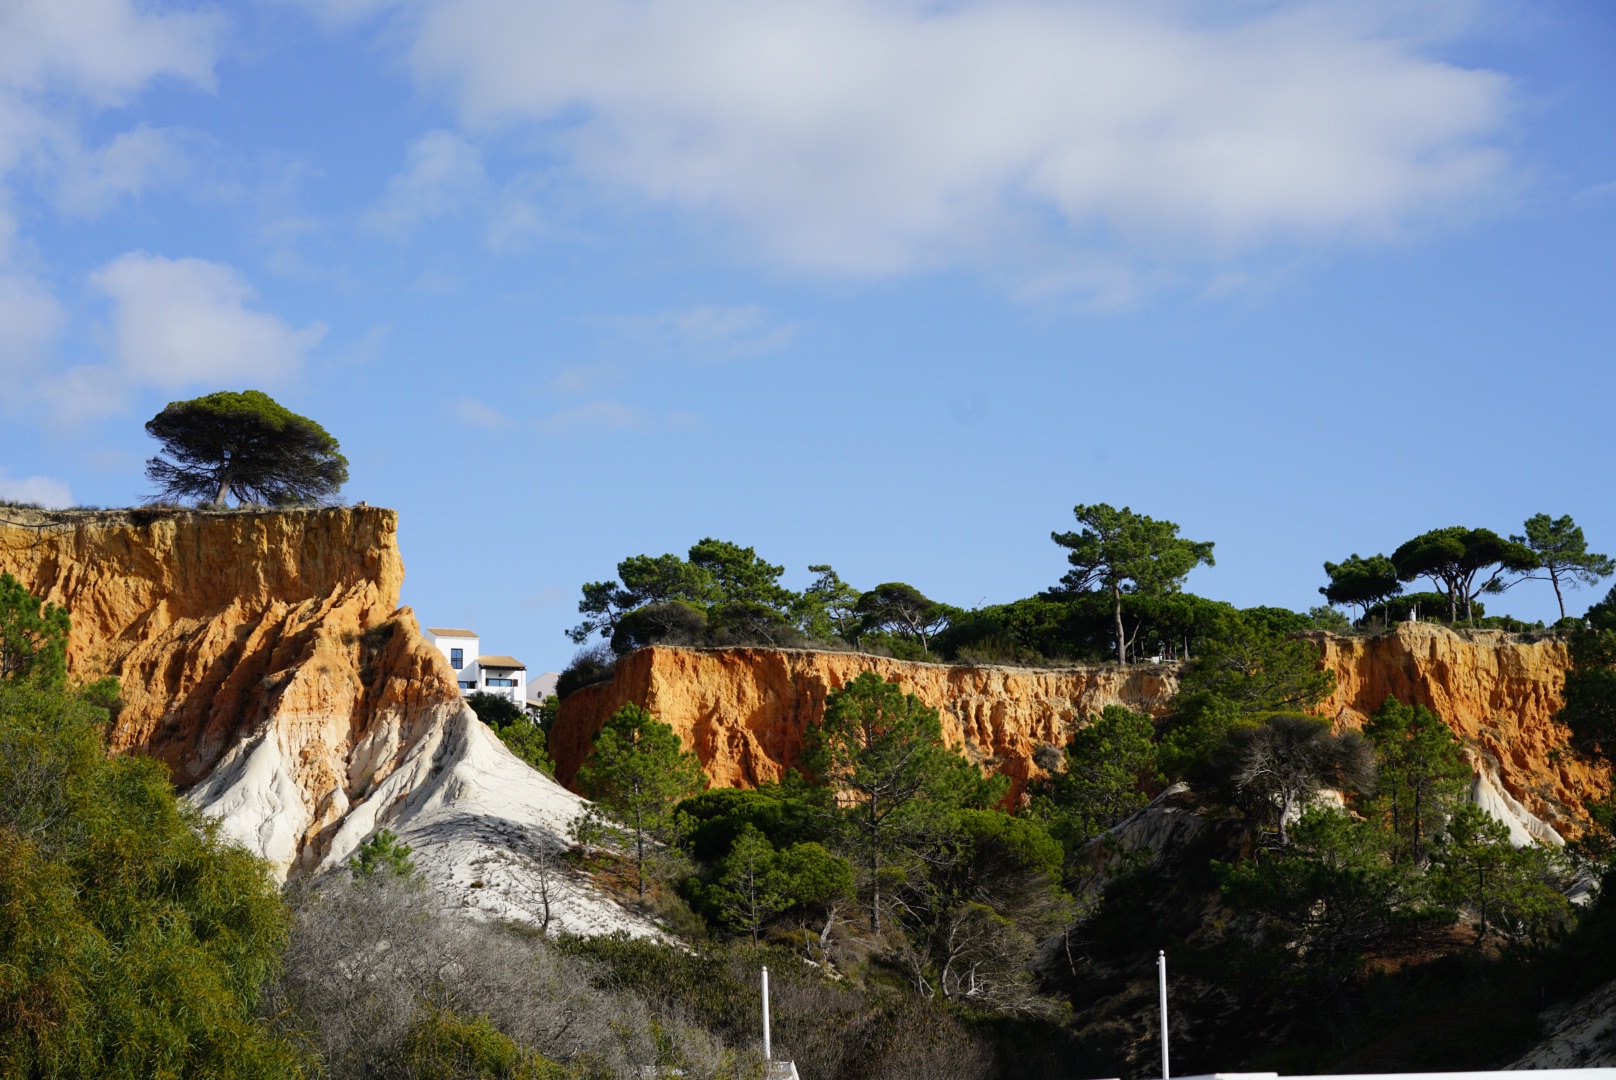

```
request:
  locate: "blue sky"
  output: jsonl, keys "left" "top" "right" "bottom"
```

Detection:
{"left": 1, "top": 0, "right": 1612, "bottom": 674}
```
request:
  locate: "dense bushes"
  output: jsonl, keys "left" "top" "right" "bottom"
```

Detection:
{"left": 0, "top": 681, "right": 302, "bottom": 1079}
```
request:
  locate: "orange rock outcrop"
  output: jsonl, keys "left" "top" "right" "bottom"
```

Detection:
{"left": 552, "top": 647, "right": 1179, "bottom": 799}
{"left": 555, "top": 624, "right": 1605, "bottom": 828}
{"left": 1310, "top": 622, "right": 1603, "bottom": 829}
{"left": 0, "top": 505, "right": 465, "bottom": 872}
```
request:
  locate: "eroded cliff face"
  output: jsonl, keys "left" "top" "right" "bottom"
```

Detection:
{"left": 555, "top": 623, "right": 1605, "bottom": 829}
{"left": 0, "top": 505, "right": 669, "bottom": 937}
{"left": 552, "top": 647, "right": 1179, "bottom": 798}
{"left": 0, "top": 506, "right": 461, "bottom": 872}
{"left": 1310, "top": 622, "right": 1603, "bottom": 832}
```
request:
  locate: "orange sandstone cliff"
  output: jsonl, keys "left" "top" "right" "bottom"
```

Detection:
{"left": 1310, "top": 622, "right": 1603, "bottom": 832}
{"left": 552, "top": 647, "right": 1180, "bottom": 799}
{"left": 0, "top": 505, "right": 463, "bottom": 874}
{"left": 554, "top": 625, "right": 1605, "bottom": 830}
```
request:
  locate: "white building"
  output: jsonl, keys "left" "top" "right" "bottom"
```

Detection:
{"left": 526, "top": 670, "right": 561, "bottom": 711}
{"left": 425, "top": 627, "right": 527, "bottom": 710}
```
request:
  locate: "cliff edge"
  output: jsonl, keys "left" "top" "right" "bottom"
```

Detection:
{"left": 554, "top": 624, "right": 1606, "bottom": 831}
{"left": 553, "top": 646, "right": 1179, "bottom": 799}
{"left": 0, "top": 506, "right": 658, "bottom": 936}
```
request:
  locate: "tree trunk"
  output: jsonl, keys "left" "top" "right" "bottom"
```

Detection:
{"left": 1552, "top": 569, "right": 1567, "bottom": 621}
{"left": 1277, "top": 791, "right": 1293, "bottom": 847}
{"left": 213, "top": 472, "right": 231, "bottom": 505}
{"left": 1112, "top": 583, "right": 1126, "bottom": 665}
{"left": 636, "top": 819, "right": 646, "bottom": 901}
{"left": 869, "top": 795, "right": 881, "bottom": 935}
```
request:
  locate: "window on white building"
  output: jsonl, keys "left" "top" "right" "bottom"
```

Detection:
{"left": 449, "top": 648, "right": 463, "bottom": 669}
{"left": 486, "top": 677, "right": 516, "bottom": 687}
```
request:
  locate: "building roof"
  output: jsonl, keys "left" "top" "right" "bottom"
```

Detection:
{"left": 427, "top": 627, "right": 478, "bottom": 638}
{"left": 478, "top": 655, "right": 526, "bottom": 670}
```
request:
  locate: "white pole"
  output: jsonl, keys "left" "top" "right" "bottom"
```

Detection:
{"left": 762, "top": 965, "right": 772, "bottom": 1063}
{"left": 1157, "top": 950, "right": 1170, "bottom": 1080}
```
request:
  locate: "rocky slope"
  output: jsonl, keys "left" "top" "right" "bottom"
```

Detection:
{"left": 555, "top": 623, "right": 1605, "bottom": 831}
{"left": 0, "top": 506, "right": 653, "bottom": 937}
{"left": 552, "top": 646, "right": 1180, "bottom": 798}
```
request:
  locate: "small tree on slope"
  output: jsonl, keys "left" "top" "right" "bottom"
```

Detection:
{"left": 574, "top": 704, "right": 706, "bottom": 900}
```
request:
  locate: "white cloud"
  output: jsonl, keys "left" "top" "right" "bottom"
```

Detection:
{"left": 383, "top": 0, "right": 1513, "bottom": 289}
{"left": 0, "top": 273, "right": 67, "bottom": 376}
{"left": 0, "top": 0, "right": 220, "bottom": 105}
{"left": 90, "top": 252, "right": 326, "bottom": 388}
{"left": 0, "top": 0, "right": 219, "bottom": 218}
{"left": 0, "top": 1, "right": 224, "bottom": 415}
{"left": 451, "top": 397, "right": 510, "bottom": 429}
{"left": 364, "top": 129, "right": 485, "bottom": 236}
{"left": 55, "top": 125, "right": 192, "bottom": 216}
{"left": 0, "top": 468, "right": 74, "bottom": 509}
{"left": 608, "top": 305, "right": 800, "bottom": 360}
{"left": 533, "top": 399, "right": 649, "bottom": 435}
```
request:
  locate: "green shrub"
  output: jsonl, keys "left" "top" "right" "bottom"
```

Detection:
{"left": 0, "top": 681, "right": 304, "bottom": 1079}
{"left": 405, "top": 1010, "right": 561, "bottom": 1080}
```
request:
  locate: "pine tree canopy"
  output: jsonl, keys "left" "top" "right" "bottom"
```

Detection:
{"left": 144, "top": 389, "right": 349, "bottom": 506}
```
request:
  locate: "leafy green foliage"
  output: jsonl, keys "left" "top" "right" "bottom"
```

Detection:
{"left": 467, "top": 689, "right": 524, "bottom": 727}
{"left": 570, "top": 538, "right": 800, "bottom": 647}
{"left": 897, "top": 809, "right": 1070, "bottom": 1011}
{"left": 853, "top": 582, "right": 955, "bottom": 653}
{"left": 575, "top": 704, "right": 707, "bottom": 899}
{"left": 1513, "top": 514, "right": 1614, "bottom": 621}
{"left": 1217, "top": 807, "right": 1447, "bottom": 989}
{"left": 802, "top": 672, "right": 980, "bottom": 933}
{"left": 677, "top": 787, "right": 830, "bottom": 863}
{"left": 144, "top": 389, "right": 348, "bottom": 506}
{"left": 800, "top": 564, "right": 862, "bottom": 641}
{"left": 1305, "top": 605, "right": 1353, "bottom": 632}
{"left": 405, "top": 1009, "right": 561, "bottom": 1080}
{"left": 1366, "top": 590, "right": 1486, "bottom": 625}
{"left": 496, "top": 721, "right": 554, "bottom": 774}
{"left": 1390, "top": 526, "right": 1538, "bottom": 624}
{"left": 1029, "top": 705, "right": 1162, "bottom": 854}
{"left": 349, "top": 827, "right": 417, "bottom": 881}
{"left": 1162, "top": 614, "right": 1336, "bottom": 776}
{"left": 690, "top": 825, "right": 853, "bottom": 947}
{"left": 556, "top": 644, "right": 616, "bottom": 700}
{"left": 1320, "top": 553, "right": 1403, "bottom": 624}
{"left": 0, "top": 681, "right": 302, "bottom": 1078}
{"left": 1364, "top": 698, "right": 1469, "bottom": 863}
{"left": 1050, "top": 503, "right": 1215, "bottom": 664}
{"left": 0, "top": 572, "right": 69, "bottom": 690}
{"left": 1215, "top": 693, "right": 1568, "bottom": 997}
{"left": 1558, "top": 591, "right": 1616, "bottom": 761}
{"left": 1430, "top": 804, "right": 1571, "bottom": 944}
{"left": 465, "top": 691, "right": 554, "bottom": 773}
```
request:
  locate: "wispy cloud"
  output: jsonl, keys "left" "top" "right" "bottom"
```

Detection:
{"left": 364, "top": 129, "right": 484, "bottom": 237}
{"left": 380, "top": 0, "right": 1517, "bottom": 295}
{"left": 450, "top": 397, "right": 510, "bottom": 429}
{"left": 54, "top": 124, "right": 192, "bottom": 217}
{"left": 0, "top": 468, "right": 73, "bottom": 508}
{"left": 547, "top": 361, "right": 621, "bottom": 398}
{"left": 605, "top": 305, "right": 800, "bottom": 360}
{"left": 532, "top": 399, "right": 653, "bottom": 436}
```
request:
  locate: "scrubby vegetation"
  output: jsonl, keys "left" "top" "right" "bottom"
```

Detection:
{"left": 0, "top": 595, "right": 302, "bottom": 1078}
{"left": 7, "top": 511, "right": 1616, "bottom": 1078}
{"left": 557, "top": 507, "right": 1607, "bottom": 699}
